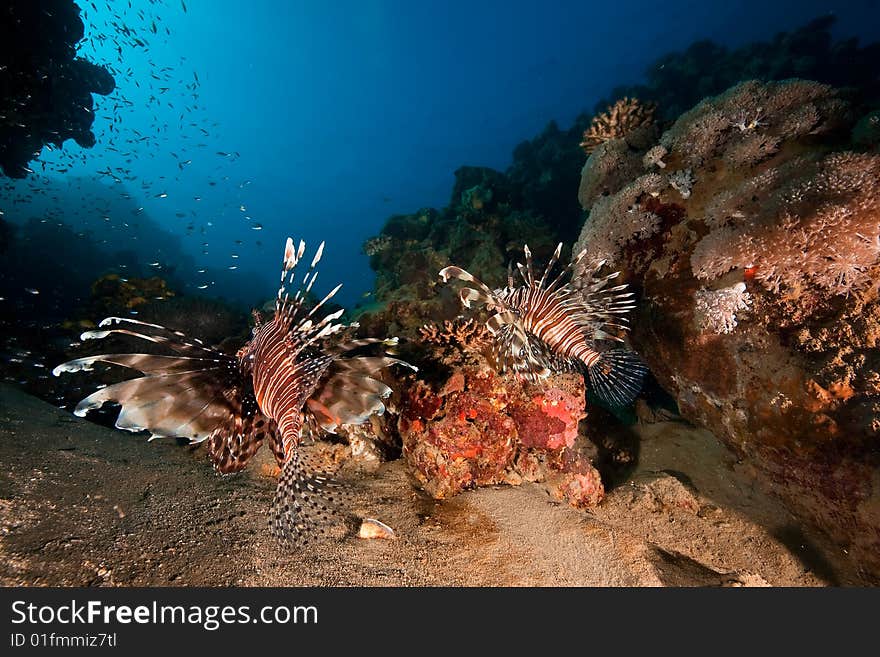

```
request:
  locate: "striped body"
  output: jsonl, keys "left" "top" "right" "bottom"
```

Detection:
{"left": 439, "top": 242, "right": 647, "bottom": 406}
{"left": 496, "top": 285, "right": 603, "bottom": 369}
{"left": 55, "top": 238, "right": 412, "bottom": 546}
{"left": 249, "top": 318, "right": 324, "bottom": 452}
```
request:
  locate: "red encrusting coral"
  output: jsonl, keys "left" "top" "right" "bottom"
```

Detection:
{"left": 399, "top": 366, "right": 604, "bottom": 507}
{"left": 509, "top": 388, "right": 582, "bottom": 451}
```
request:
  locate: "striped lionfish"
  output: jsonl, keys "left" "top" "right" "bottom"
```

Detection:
{"left": 439, "top": 243, "right": 647, "bottom": 406}
{"left": 54, "top": 238, "right": 413, "bottom": 546}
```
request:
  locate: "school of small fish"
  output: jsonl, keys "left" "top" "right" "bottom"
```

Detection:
{"left": 1, "top": 2, "right": 652, "bottom": 549}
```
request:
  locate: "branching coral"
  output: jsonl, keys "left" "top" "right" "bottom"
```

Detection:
{"left": 643, "top": 145, "right": 668, "bottom": 169}
{"left": 702, "top": 168, "right": 782, "bottom": 229}
{"left": 691, "top": 151, "right": 880, "bottom": 296}
{"left": 694, "top": 283, "right": 752, "bottom": 334}
{"left": 724, "top": 133, "right": 781, "bottom": 168}
{"left": 660, "top": 80, "right": 844, "bottom": 168}
{"left": 661, "top": 109, "right": 731, "bottom": 167}
{"left": 669, "top": 169, "right": 695, "bottom": 199}
{"left": 577, "top": 138, "right": 643, "bottom": 209}
{"left": 579, "top": 97, "right": 657, "bottom": 154}
{"left": 574, "top": 173, "right": 667, "bottom": 266}
{"left": 418, "top": 318, "right": 492, "bottom": 353}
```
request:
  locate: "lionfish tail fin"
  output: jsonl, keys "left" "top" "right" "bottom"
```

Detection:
{"left": 270, "top": 450, "right": 350, "bottom": 547}
{"left": 586, "top": 349, "right": 648, "bottom": 407}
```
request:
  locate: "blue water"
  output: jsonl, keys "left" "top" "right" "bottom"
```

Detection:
{"left": 3, "top": 0, "right": 878, "bottom": 307}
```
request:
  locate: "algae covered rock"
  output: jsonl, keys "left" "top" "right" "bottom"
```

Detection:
{"left": 574, "top": 78, "right": 880, "bottom": 578}
{"left": 399, "top": 366, "right": 603, "bottom": 507}
{"left": 397, "top": 325, "right": 604, "bottom": 508}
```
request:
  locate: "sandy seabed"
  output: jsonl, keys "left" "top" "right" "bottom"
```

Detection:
{"left": 0, "top": 383, "right": 846, "bottom": 586}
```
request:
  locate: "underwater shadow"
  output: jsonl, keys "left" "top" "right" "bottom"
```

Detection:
{"left": 770, "top": 524, "right": 841, "bottom": 586}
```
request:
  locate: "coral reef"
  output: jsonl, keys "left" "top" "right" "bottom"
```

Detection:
{"left": 358, "top": 114, "right": 608, "bottom": 337}
{"left": 357, "top": 166, "right": 562, "bottom": 340}
{"left": 691, "top": 152, "right": 879, "bottom": 297}
{"left": 356, "top": 108, "right": 659, "bottom": 510}
{"left": 0, "top": 0, "right": 115, "bottom": 177}
{"left": 579, "top": 97, "right": 657, "bottom": 154}
{"left": 574, "top": 77, "right": 880, "bottom": 578}
{"left": 417, "top": 318, "right": 492, "bottom": 366}
{"left": 362, "top": 235, "right": 392, "bottom": 257}
{"left": 88, "top": 274, "right": 175, "bottom": 317}
{"left": 398, "top": 362, "right": 603, "bottom": 508}
{"left": 693, "top": 283, "right": 752, "bottom": 335}
{"left": 505, "top": 119, "right": 593, "bottom": 239}
{"left": 576, "top": 172, "right": 666, "bottom": 267}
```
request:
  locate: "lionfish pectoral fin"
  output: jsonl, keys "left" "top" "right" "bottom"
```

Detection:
{"left": 270, "top": 450, "right": 350, "bottom": 547}
{"left": 306, "top": 398, "right": 343, "bottom": 432}
{"left": 459, "top": 287, "right": 492, "bottom": 309}
{"left": 55, "top": 323, "right": 256, "bottom": 447}
{"left": 586, "top": 349, "right": 648, "bottom": 407}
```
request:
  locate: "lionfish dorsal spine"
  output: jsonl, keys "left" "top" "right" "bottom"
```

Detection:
{"left": 522, "top": 243, "right": 535, "bottom": 285}
{"left": 277, "top": 237, "right": 326, "bottom": 325}
{"left": 515, "top": 261, "right": 530, "bottom": 287}
{"left": 537, "top": 242, "right": 563, "bottom": 289}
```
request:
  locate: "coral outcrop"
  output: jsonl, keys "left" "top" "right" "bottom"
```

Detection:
{"left": 579, "top": 97, "right": 657, "bottom": 154}
{"left": 367, "top": 315, "right": 604, "bottom": 507}
{"left": 357, "top": 167, "right": 563, "bottom": 340}
{"left": 574, "top": 78, "right": 880, "bottom": 580}
{"left": 0, "top": 0, "right": 115, "bottom": 177}
{"left": 398, "top": 361, "right": 603, "bottom": 508}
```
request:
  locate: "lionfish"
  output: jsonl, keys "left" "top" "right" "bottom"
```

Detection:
{"left": 439, "top": 243, "right": 647, "bottom": 406}
{"left": 54, "top": 238, "right": 413, "bottom": 545}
